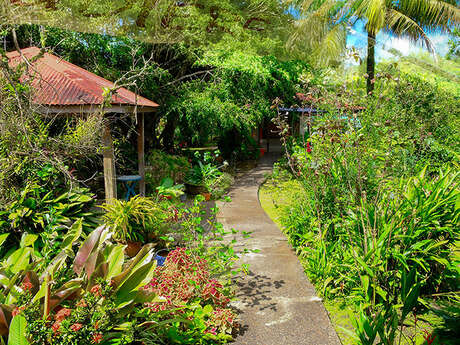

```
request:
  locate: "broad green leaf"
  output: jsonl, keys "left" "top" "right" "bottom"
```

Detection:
{"left": 112, "top": 244, "right": 154, "bottom": 289}
{"left": 115, "top": 261, "right": 156, "bottom": 304}
{"left": 7, "top": 248, "right": 32, "bottom": 274}
{"left": 60, "top": 219, "right": 83, "bottom": 250}
{"left": 0, "top": 234, "right": 9, "bottom": 249}
{"left": 20, "top": 234, "right": 38, "bottom": 248}
{"left": 106, "top": 245, "right": 125, "bottom": 280}
{"left": 73, "top": 225, "right": 106, "bottom": 275}
{"left": 8, "top": 315, "right": 28, "bottom": 345}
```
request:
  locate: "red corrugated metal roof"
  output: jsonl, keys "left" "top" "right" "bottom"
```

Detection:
{"left": 6, "top": 47, "right": 159, "bottom": 109}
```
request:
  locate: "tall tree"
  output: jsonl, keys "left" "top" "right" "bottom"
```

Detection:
{"left": 355, "top": 0, "right": 460, "bottom": 94}
{"left": 287, "top": 0, "right": 460, "bottom": 94}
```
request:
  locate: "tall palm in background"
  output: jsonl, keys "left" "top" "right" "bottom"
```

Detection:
{"left": 287, "top": 0, "right": 460, "bottom": 94}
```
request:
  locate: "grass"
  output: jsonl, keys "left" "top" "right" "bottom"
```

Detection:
{"left": 258, "top": 171, "right": 455, "bottom": 345}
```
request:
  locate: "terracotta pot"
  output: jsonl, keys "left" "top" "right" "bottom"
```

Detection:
{"left": 125, "top": 241, "right": 142, "bottom": 258}
{"left": 201, "top": 192, "right": 211, "bottom": 201}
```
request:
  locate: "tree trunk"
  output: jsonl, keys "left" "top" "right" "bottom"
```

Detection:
{"left": 160, "top": 113, "right": 177, "bottom": 152}
{"left": 367, "top": 31, "right": 376, "bottom": 95}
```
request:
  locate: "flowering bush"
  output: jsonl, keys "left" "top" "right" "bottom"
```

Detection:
{"left": 143, "top": 248, "right": 237, "bottom": 343}
{"left": 18, "top": 280, "right": 130, "bottom": 345}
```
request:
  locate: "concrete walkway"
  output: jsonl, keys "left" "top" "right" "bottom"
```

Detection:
{"left": 217, "top": 153, "right": 341, "bottom": 345}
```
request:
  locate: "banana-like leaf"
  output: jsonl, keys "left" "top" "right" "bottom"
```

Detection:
{"left": 87, "top": 261, "right": 108, "bottom": 289}
{"left": 111, "top": 244, "right": 154, "bottom": 289}
{"left": 106, "top": 245, "right": 125, "bottom": 280}
{"left": 115, "top": 261, "right": 156, "bottom": 304}
{"left": 0, "top": 304, "right": 13, "bottom": 336}
{"left": 73, "top": 225, "right": 106, "bottom": 275}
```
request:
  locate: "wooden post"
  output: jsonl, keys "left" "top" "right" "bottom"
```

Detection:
{"left": 137, "top": 112, "right": 145, "bottom": 196}
{"left": 102, "top": 121, "right": 117, "bottom": 201}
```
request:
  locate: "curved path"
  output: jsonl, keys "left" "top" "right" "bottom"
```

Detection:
{"left": 217, "top": 153, "right": 341, "bottom": 345}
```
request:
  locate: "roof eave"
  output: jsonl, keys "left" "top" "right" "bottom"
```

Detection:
{"left": 36, "top": 104, "right": 159, "bottom": 115}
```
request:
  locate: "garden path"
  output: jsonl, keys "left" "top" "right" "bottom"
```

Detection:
{"left": 217, "top": 153, "right": 341, "bottom": 345}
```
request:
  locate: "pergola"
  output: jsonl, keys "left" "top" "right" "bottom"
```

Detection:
{"left": 6, "top": 47, "right": 159, "bottom": 201}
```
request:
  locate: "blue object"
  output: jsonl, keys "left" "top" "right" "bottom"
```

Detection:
{"left": 155, "top": 254, "right": 166, "bottom": 267}
{"left": 117, "top": 175, "right": 142, "bottom": 201}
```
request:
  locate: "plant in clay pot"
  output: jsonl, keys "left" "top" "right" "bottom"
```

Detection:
{"left": 100, "top": 196, "right": 170, "bottom": 256}
{"left": 185, "top": 162, "right": 223, "bottom": 199}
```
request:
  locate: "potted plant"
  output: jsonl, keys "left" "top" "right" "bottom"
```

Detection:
{"left": 184, "top": 162, "right": 223, "bottom": 200}
{"left": 155, "top": 177, "right": 185, "bottom": 201}
{"left": 100, "top": 196, "right": 170, "bottom": 257}
{"left": 184, "top": 163, "right": 208, "bottom": 195}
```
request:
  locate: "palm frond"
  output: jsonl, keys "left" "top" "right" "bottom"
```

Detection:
{"left": 387, "top": 9, "right": 436, "bottom": 52}
{"left": 398, "top": 0, "right": 460, "bottom": 29}
{"left": 355, "top": 0, "right": 387, "bottom": 34}
{"left": 312, "top": 23, "right": 348, "bottom": 66}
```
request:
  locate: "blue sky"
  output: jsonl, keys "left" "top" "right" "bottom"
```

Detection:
{"left": 347, "top": 20, "right": 451, "bottom": 61}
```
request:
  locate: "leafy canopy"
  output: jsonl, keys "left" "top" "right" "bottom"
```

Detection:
{"left": 2, "top": 0, "right": 292, "bottom": 51}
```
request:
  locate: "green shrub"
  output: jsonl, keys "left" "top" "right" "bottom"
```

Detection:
{"left": 145, "top": 150, "right": 191, "bottom": 194}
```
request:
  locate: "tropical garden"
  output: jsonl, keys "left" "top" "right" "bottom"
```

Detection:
{"left": 0, "top": 0, "right": 459, "bottom": 344}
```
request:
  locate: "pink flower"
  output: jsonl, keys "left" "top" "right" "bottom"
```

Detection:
{"left": 55, "top": 308, "right": 72, "bottom": 322}
{"left": 51, "top": 322, "right": 61, "bottom": 334}
{"left": 92, "top": 332, "right": 103, "bottom": 344}
{"left": 70, "top": 323, "right": 83, "bottom": 332}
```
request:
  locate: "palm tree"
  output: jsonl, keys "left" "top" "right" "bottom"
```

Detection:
{"left": 356, "top": 0, "right": 460, "bottom": 93}
{"left": 287, "top": 0, "right": 460, "bottom": 94}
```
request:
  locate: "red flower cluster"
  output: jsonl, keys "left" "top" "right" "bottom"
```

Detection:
{"left": 90, "top": 284, "right": 102, "bottom": 297}
{"left": 21, "top": 281, "right": 33, "bottom": 291}
{"left": 92, "top": 332, "right": 103, "bottom": 344}
{"left": 12, "top": 305, "right": 26, "bottom": 317}
{"left": 70, "top": 323, "right": 83, "bottom": 332}
{"left": 55, "top": 308, "right": 72, "bottom": 322}
{"left": 52, "top": 307, "right": 72, "bottom": 334}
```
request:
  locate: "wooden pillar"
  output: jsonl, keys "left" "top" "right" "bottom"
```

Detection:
{"left": 137, "top": 112, "right": 145, "bottom": 196}
{"left": 102, "top": 121, "right": 117, "bottom": 201}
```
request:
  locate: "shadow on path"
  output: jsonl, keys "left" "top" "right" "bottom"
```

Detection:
{"left": 218, "top": 153, "right": 341, "bottom": 345}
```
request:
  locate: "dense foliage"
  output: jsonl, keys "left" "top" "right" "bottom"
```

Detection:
{"left": 264, "top": 67, "right": 460, "bottom": 344}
